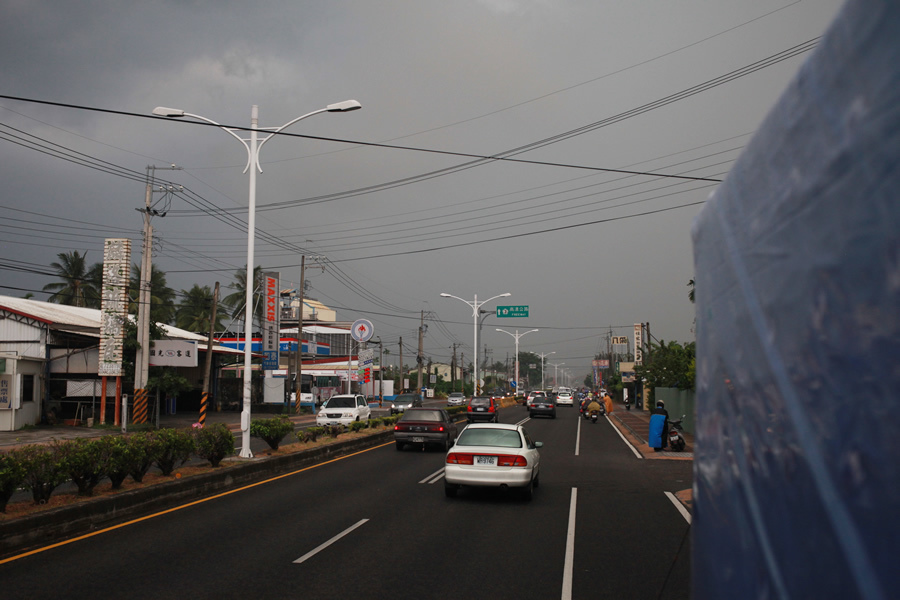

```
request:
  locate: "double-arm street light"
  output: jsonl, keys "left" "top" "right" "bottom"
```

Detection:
{"left": 153, "top": 100, "right": 361, "bottom": 458}
{"left": 495, "top": 328, "right": 538, "bottom": 396}
{"left": 549, "top": 362, "right": 565, "bottom": 388}
{"left": 538, "top": 351, "right": 555, "bottom": 390}
{"left": 440, "top": 292, "right": 510, "bottom": 395}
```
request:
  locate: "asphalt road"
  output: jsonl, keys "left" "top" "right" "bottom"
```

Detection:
{"left": 0, "top": 403, "right": 691, "bottom": 599}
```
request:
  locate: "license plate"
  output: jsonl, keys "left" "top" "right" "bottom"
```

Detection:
{"left": 475, "top": 455, "right": 497, "bottom": 466}
{"left": 476, "top": 407, "right": 485, "bottom": 411}
{"left": 412, "top": 437, "right": 424, "bottom": 443}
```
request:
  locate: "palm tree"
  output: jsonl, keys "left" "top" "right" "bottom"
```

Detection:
{"left": 687, "top": 279, "right": 695, "bottom": 304}
{"left": 175, "top": 284, "right": 225, "bottom": 333}
{"left": 130, "top": 264, "right": 176, "bottom": 325}
{"left": 43, "top": 251, "right": 98, "bottom": 307}
{"left": 222, "top": 265, "right": 264, "bottom": 331}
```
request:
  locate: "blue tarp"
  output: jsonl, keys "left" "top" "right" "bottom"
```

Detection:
{"left": 691, "top": 1, "right": 899, "bottom": 598}
{"left": 648, "top": 413, "right": 666, "bottom": 449}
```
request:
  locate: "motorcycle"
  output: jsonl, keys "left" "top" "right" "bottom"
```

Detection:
{"left": 668, "top": 415, "right": 686, "bottom": 451}
{"left": 590, "top": 409, "right": 600, "bottom": 424}
{"left": 623, "top": 395, "right": 631, "bottom": 411}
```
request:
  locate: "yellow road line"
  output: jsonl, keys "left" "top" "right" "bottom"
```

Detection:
{"left": 0, "top": 440, "right": 395, "bottom": 565}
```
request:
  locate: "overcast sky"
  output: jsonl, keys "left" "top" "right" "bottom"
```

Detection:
{"left": 0, "top": 0, "right": 844, "bottom": 385}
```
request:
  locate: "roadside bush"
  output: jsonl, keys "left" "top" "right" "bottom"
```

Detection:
{"left": 249, "top": 416, "right": 294, "bottom": 450}
{"left": 55, "top": 438, "right": 109, "bottom": 497}
{"left": 127, "top": 432, "right": 161, "bottom": 483}
{"left": 0, "top": 449, "right": 27, "bottom": 512}
{"left": 325, "top": 425, "right": 344, "bottom": 438}
{"left": 299, "top": 427, "right": 325, "bottom": 443}
{"left": 154, "top": 428, "right": 195, "bottom": 476}
{"left": 17, "top": 444, "right": 68, "bottom": 504}
{"left": 368, "top": 418, "right": 382, "bottom": 429}
{"left": 97, "top": 436, "right": 131, "bottom": 489}
{"left": 193, "top": 423, "right": 234, "bottom": 467}
{"left": 349, "top": 421, "right": 367, "bottom": 433}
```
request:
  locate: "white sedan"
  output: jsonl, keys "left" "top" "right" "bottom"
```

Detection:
{"left": 444, "top": 423, "right": 542, "bottom": 500}
{"left": 315, "top": 394, "right": 371, "bottom": 426}
{"left": 556, "top": 391, "right": 574, "bottom": 406}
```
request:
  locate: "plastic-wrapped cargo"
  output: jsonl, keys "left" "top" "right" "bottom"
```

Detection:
{"left": 690, "top": 1, "right": 899, "bottom": 598}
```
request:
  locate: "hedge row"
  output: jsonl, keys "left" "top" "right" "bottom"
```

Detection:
{"left": 0, "top": 424, "right": 234, "bottom": 512}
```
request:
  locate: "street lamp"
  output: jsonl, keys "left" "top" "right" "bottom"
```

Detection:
{"left": 538, "top": 351, "right": 555, "bottom": 390}
{"left": 153, "top": 100, "right": 361, "bottom": 458}
{"left": 495, "top": 328, "right": 538, "bottom": 397}
{"left": 549, "top": 362, "right": 565, "bottom": 387}
{"left": 440, "top": 292, "right": 510, "bottom": 395}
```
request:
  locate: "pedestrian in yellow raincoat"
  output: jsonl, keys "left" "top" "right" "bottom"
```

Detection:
{"left": 603, "top": 392, "right": 614, "bottom": 414}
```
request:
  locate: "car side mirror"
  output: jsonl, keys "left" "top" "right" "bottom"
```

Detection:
{"left": 535, "top": 442, "right": 543, "bottom": 448}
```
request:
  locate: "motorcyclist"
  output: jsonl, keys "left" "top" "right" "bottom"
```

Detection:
{"left": 648, "top": 400, "right": 670, "bottom": 451}
{"left": 586, "top": 397, "right": 603, "bottom": 417}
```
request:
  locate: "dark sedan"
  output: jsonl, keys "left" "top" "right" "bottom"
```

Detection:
{"left": 394, "top": 408, "right": 458, "bottom": 451}
{"left": 528, "top": 393, "right": 556, "bottom": 419}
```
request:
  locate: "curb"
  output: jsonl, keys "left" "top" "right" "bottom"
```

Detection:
{"left": 0, "top": 429, "right": 394, "bottom": 560}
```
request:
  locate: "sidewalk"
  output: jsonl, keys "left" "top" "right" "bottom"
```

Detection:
{"left": 607, "top": 404, "right": 694, "bottom": 459}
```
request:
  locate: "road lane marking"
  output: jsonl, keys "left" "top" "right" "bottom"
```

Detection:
{"left": 575, "top": 416, "right": 581, "bottom": 456}
{"left": 420, "top": 468, "right": 445, "bottom": 484}
{"left": 607, "top": 415, "right": 643, "bottom": 459}
{"left": 0, "top": 440, "right": 396, "bottom": 565}
{"left": 293, "top": 519, "right": 369, "bottom": 564}
{"left": 515, "top": 416, "right": 531, "bottom": 426}
{"left": 561, "top": 487, "right": 577, "bottom": 600}
{"left": 665, "top": 491, "right": 691, "bottom": 524}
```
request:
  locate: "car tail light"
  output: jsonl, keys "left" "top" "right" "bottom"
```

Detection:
{"left": 467, "top": 405, "right": 473, "bottom": 412}
{"left": 437, "top": 426, "right": 445, "bottom": 432}
{"left": 497, "top": 454, "right": 528, "bottom": 467}
{"left": 488, "top": 404, "right": 495, "bottom": 412}
{"left": 446, "top": 453, "right": 474, "bottom": 465}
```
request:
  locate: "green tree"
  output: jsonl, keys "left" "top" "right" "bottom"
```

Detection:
{"left": 176, "top": 284, "right": 225, "bottom": 333}
{"left": 130, "top": 264, "right": 176, "bottom": 325}
{"left": 634, "top": 340, "right": 695, "bottom": 402}
{"left": 43, "top": 251, "right": 98, "bottom": 307}
{"left": 222, "top": 265, "right": 264, "bottom": 329}
{"left": 687, "top": 278, "right": 695, "bottom": 304}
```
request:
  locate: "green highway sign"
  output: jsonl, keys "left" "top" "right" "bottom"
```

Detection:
{"left": 496, "top": 305, "right": 529, "bottom": 318}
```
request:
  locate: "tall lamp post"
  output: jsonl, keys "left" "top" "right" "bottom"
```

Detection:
{"left": 495, "top": 328, "right": 538, "bottom": 397}
{"left": 549, "top": 362, "right": 565, "bottom": 388}
{"left": 538, "top": 351, "right": 555, "bottom": 390}
{"left": 153, "top": 100, "right": 361, "bottom": 458}
{"left": 440, "top": 292, "right": 510, "bottom": 395}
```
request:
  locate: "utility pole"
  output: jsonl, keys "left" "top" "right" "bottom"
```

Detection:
{"left": 398, "top": 337, "right": 403, "bottom": 392}
{"left": 199, "top": 282, "right": 219, "bottom": 425}
{"left": 294, "top": 255, "right": 305, "bottom": 414}
{"left": 416, "top": 310, "right": 425, "bottom": 393}
{"left": 451, "top": 343, "right": 457, "bottom": 390}
{"left": 134, "top": 164, "right": 181, "bottom": 425}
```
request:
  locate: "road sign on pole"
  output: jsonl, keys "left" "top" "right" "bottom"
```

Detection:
{"left": 496, "top": 305, "right": 529, "bottom": 318}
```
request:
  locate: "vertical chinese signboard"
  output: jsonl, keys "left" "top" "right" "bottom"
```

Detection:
{"left": 98, "top": 239, "right": 131, "bottom": 377}
{"left": 262, "top": 272, "right": 281, "bottom": 367}
{"left": 633, "top": 323, "right": 643, "bottom": 366}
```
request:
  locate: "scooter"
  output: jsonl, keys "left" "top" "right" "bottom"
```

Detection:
{"left": 623, "top": 396, "right": 631, "bottom": 411}
{"left": 590, "top": 409, "right": 600, "bottom": 424}
{"left": 668, "top": 415, "right": 686, "bottom": 452}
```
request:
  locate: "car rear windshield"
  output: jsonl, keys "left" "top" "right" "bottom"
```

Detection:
{"left": 470, "top": 397, "right": 491, "bottom": 406}
{"left": 400, "top": 410, "right": 442, "bottom": 422}
{"left": 325, "top": 397, "right": 354, "bottom": 408}
{"left": 449, "top": 393, "right": 464, "bottom": 398}
{"left": 395, "top": 395, "right": 416, "bottom": 403}
{"left": 457, "top": 428, "right": 522, "bottom": 448}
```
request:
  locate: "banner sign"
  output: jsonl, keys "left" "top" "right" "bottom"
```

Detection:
{"left": 149, "top": 340, "right": 199, "bottom": 367}
{"left": 98, "top": 238, "right": 131, "bottom": 376}
{"left": 634, "top": 323, "right": 643, "bottom": 366}
{"left": 262, "top": 272, "right": 281, "bottom": 366}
